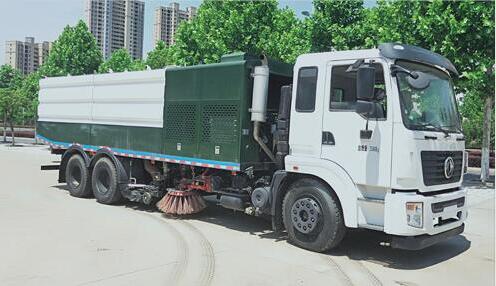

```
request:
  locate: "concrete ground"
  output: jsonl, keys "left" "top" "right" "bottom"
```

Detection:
{"left": 0, "top": 142, "right": 494, "bottom": 286}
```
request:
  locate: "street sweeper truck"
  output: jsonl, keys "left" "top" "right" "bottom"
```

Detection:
{"left": 37, "top": 43, "right": 468, "bottom": 252}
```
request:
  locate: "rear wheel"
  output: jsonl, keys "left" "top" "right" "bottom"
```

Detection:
{"left": 65, "top": 154, "right": 92, "bottom": 197}
{"left": 282, "top": 178, "right": 345, "bottom": 252}
{"left": 91, "top": 157, "right": 122, "bottom": 204}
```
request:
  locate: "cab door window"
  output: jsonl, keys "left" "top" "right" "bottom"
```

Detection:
{"left": 296, "top": 67, "right": 318, "bottom": 112}
{"left": 330, "top": 63, "right": 387, "bottom": 119}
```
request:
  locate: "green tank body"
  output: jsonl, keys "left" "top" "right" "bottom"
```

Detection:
{"left": 37, "top": 53, "right": 293, "bottom": 171}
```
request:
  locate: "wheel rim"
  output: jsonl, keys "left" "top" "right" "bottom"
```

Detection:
{"left": 70, "top": 165, "right": 82, "bottom": 188}
{"left": 290, "top": 197, "right": 321, "bottom": 234}
{"left": 96, "top": 168, "right": 111, "bottom": 194}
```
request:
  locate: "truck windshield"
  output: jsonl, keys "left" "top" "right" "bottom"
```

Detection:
{"left": 396, "top": 60, "right": 461, "bottom": 133}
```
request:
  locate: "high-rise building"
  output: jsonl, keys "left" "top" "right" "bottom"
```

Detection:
{"left": 4, "top": 37, "right": 52, "bottom": 75}
{"left": 154, "top": 2, "right": 197, "bottom": 46}
{"left": 85, "top": 0, "right": 145, "bottom": 60}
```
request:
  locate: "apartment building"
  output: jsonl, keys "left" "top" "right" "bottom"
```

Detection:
{"left": 85, "top": 0, "right": 145, "bottom": 60}
{"left": 154, "top": 2, "right": 197, "bottom": 46}
{"left": 4, "top": 37, "right": 52, "bottom": 75}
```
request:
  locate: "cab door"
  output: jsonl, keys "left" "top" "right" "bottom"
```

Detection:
{"left": 320, "top": 59, "right": 393, "bottom": 189}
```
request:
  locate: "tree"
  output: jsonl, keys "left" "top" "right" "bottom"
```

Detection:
{"left": 42, "top": 20, "right": 102, "bottom": 77}
{"left": 99, "top": 48, "right": 145, "bottom": 73}
{"left": 146, "top": 41, "right": 175, "bottom": 69}
{"left": 172, "top": 0, "right": 308, "bottom": 65}
{"left": 0, "top": 65, "right": 22, "bottom": 89}
{"left": 309, "top": 0, "right": 366, "bottom": 51}
{"left": 0, "top": 88, "right": 25, "bottom": 146}
{"left": 461, "top": 64, "right": 495, "bottom": 182}
{"left": 16, "top": 72, "right": 41, "bottom": 125}
{"left": 257, "top": 8, "right": 311, "bottom": 62}
{"left": 0, "top": 65, "right": 22, "bottom": 142}
{"left": 361, "top": 0, "right": 427, "bottom": 48}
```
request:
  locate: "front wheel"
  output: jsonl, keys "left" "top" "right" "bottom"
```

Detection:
{"left": 282, "top": 178, "right": 345, "bottom": 252}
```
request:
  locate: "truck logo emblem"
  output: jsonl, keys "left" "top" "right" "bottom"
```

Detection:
{"left": 444, "top": 157, "right": 455, "bottom": 179}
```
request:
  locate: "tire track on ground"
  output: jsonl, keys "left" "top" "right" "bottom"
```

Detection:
{"left": 143, "top": 213, "right": 216, "bottom": 286}
{"left": 141, "top": 213, "right": 189, "bottom": 285}
{"left": 321, "top": 254, "right": 383, "bottom": 286}
{"left": 180, "top": 220, "right": 216, "bottom": 286}
{"left": 351, "top": 260, "right": 383, "bottom": 286}
{"left": 322, "top": 255, "right": 354, "bottom": 286}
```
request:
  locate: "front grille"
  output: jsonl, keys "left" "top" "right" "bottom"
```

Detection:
{"left": 421, "top": 151, "right": 463, "bottom": 186}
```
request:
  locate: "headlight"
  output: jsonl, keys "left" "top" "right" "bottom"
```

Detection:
{"left": 406, "top": 202, "right": 423, "bottom": 228}
{"left": 463, "top": 151, "right": 469, "bottom": 174}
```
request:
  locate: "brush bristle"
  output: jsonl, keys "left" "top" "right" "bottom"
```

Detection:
{"left": 156, "top": 191, "right": 206, "bottom": 215}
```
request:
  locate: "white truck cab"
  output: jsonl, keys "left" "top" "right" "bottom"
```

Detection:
{"left": 277, "top": 43, "right": 467, "bottom": 250}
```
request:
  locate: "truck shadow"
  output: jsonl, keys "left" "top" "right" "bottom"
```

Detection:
{"left": 52, "top": 184, "right": 471, "bottom": 270}
{"left": 326, "top": 229, "right": 471, "bottom": 270}
{"left": 126, "top": 199, "right": 471, "bottom": 270}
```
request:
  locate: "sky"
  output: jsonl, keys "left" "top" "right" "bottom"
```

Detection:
{"left": 0, "top": 0, "right": 374, "bottom": 65}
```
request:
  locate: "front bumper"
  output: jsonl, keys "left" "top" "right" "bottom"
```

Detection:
{"left": 384, "top": 188, "right": 467, "bottom": 236}
{"left": 391, "top": 223, "right": 465, "bottom": 250}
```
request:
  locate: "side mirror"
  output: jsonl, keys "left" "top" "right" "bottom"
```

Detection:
{"left": 357, "top": 66, "right": 376, "bottom": 101}
{"left": 355, "top": 100, "right": 374, "bottom": 115}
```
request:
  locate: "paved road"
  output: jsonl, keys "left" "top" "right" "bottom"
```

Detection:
{"left": 0, "top": 143, "right": 494, "bottom": 286}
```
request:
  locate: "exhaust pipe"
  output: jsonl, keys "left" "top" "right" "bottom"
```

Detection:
{"left": 253, "top": 121, "right": 276, "bottom": 162}
{"left": 251, "top": 55, "right": 275, "bottom": 162}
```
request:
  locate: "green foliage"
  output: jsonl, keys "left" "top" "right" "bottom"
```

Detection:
{"left": 170, "top": 0, "right": 308, "bottom": 65}
{"left": 257, "top": 8, "right": 311, "bottom": 62}
{"left": 0, "top": 65, "right": 22, "bottom": 89}
{"left": 0, "top": 65, "right": 23, "bottom": 127}
{"left": 145, "top": 41, "right": 176, "bottom": 69}
{"left": 0, "top": 88, "right": 23, "bottom": 124}
{"left": 42, "top": 20, "right": 102, "bottom": 77}
{"left": 361, "top": 0, "right": 426, "bottom": 48}
{"left": 310, "top": 0, "right": 366, "bottom": 51}
{"left": 16, "top": 72, "right": 41, "bottom": 124}
{"left": 131, "top": 60, "right": 147, "bottom": 72}
{"left": 460, "top": 92, "right": 484, "bottom": 148}
{"left": 99, "top": 49, "right": 145, "bottom": 73}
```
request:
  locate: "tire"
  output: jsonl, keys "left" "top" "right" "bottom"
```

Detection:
{"left": 65, "top": 154, "right": 92, "bottom": 198}
{"left": 91, "top": 157, "right": 122, "bottom": 204}
{"left": 282, "top": 178, "right": 345, "bottom": 252}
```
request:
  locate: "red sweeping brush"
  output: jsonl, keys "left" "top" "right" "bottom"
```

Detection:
{"left": 156, "top": 189, "right": 207, "bottom": 215}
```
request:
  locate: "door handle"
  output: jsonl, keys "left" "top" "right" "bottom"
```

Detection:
{"left": 322, "top": 131, "right": 335, "bottom": 145}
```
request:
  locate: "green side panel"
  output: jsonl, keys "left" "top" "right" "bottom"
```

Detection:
{"left": 198, "top": 100, "right": 240, "bottom": 162}
{"left": 90, "top": 125, "right": 162, "bottom": 154}
{"left": 37, "top": 121, "right": 91, "bottom": 144}
{"left": 37, "top": 121, "right": 163, "bottom": 154}
{"left": 164, "top": 61, "right": 249, "bottom": 162}
{"left": 163, "top": 102, "right": 199, "bottom": 156}
{"left": 163, "top": 54, "right": 293, "bottom": 167}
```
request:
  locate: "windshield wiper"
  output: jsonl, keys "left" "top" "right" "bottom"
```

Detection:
{"left": 438, "top": 124, "right": 463, "bottom": 134}
{"left": 411, "top": 123, "right": 451, "bottom": 137}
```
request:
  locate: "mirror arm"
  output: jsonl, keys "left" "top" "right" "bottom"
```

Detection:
{"left": 346, "top": 59, "right": 365, "bottom": 73}
{"left": 390, "top": 64, "right": 418, "bottom": 79}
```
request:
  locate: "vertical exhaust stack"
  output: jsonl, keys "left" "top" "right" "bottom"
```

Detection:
{"left": 251, "top": 55, "right": 276, "bottom": 162}
{"left": 251, "top": 58, "right": 270, "bottom": 122}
